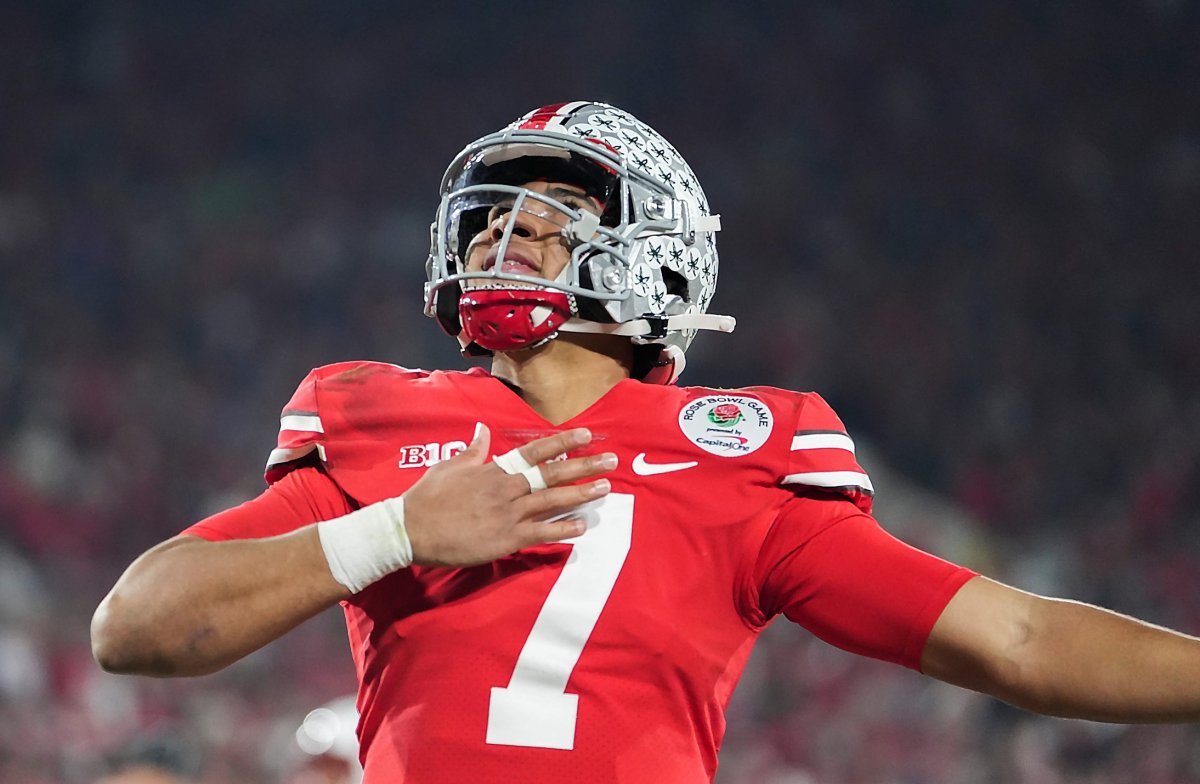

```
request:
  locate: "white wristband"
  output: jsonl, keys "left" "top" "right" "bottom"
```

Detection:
{"left": 317, "top": 496, "right": 412, "bottom": 594}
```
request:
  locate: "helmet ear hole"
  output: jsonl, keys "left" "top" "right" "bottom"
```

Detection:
{"left": 661, "top": 268, "right": 688, "bottom": 298}
{"left": 573, "top": 257, "right": 615, "bottom": 323}
{"left": 600, "top": 195, "right": 623, "bottom": 228}
{"left": 573, "top": 292, "right": 612, "bottom": 323}
{"left": 630, "top": 343, "right": 662, "bottom": 381}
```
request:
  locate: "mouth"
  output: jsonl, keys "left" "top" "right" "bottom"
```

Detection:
{"left": 484, "top": 247, "right": 541, "bottom": 277}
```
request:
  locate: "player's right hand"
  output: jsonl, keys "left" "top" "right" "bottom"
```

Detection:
{"left": 401, "top": 424, "right": 616, "bottom": 567}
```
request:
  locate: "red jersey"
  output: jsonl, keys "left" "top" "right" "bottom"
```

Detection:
{"left": 184, "top": 362, "right": 975, "bottom": 783}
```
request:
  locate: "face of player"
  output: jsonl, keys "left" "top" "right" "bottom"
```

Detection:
{"left": 462, "top": 181, "right": 603, "bottom": 286}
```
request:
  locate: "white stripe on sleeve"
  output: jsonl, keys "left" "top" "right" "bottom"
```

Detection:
{"left": 266, "top": 444, "right": 318, "bottom": 468}
{"left": 280, "top": 414, "right": 324, "bottom": 433}
{"left": 782, "top": 470, "right": 874, "bottom": 494}
{"left": 791, "top": 432, "right": 856, "bottom": 453}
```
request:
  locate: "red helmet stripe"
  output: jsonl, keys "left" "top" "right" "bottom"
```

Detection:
{"left": 518, "top": 103, "right": 568, "bottom": 130}
{"left": 518, "top": 101, "right": 590, "bottom": 131}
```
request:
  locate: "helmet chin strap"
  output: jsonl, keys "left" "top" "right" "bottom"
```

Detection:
{"left": 547, "top": 253, "right": 736, "bottom": 337}
{"left": 457, "top": 255, "right": 735, "bottom": 369}
{"left": 558, "top": 313, "right": 736, "bottom": 336}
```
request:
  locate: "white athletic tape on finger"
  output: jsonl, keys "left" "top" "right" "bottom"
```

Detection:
{"left": 521, "top": 464, "right": 548, "bottom": 491}
{"left": 493, "top": 448, "right": 535, "bottom": 475}
{"left": 493, "top": 448, "right": 547, "bottom": 492}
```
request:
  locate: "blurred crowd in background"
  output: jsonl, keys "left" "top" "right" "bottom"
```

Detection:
{"left": 2, "top": 1, "right": 1199, "bottom": 781}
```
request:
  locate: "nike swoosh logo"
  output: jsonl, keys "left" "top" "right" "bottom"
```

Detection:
{"left": 631, "top": 453, "right": 699, "bottom": 476}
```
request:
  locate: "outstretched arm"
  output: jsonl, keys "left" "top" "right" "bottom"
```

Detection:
{"left": 921, "top": 576, "right": 1200, "bottom": 722}
{"left": 91, "top": 426, "right": 614, "bottom": 677}
{"left": 91, "top": 527, "right": 346, "bottom": 677}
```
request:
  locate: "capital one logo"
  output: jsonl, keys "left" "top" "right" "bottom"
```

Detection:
{"left": 398, "top": 441, "right": 467, "bottom": 468}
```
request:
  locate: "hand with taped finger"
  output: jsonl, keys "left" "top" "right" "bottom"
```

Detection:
{"left": 401, "top": 423, "right": 617, "bottom": 568}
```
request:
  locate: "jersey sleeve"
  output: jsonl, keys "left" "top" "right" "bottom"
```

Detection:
{"left": 781, "top": 392, "right": 874, "bottom": 514}
{"left": 266, "top": 368, "right": 328, "bottom": 485}
{"left": 180, "top": 465, "right": 354, "bottom": 541}
{"left": 751, "top": 495, "right": 977, "bottom": 670}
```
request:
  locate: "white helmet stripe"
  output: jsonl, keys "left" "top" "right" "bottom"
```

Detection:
{"left": 546, "top": 101, "right": 590, "bottom": 128}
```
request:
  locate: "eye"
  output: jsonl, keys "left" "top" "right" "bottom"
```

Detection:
{"left": 555, "top": 193, "right": 599, "bottom": 216}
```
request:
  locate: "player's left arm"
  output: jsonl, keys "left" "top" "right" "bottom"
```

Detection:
{"left": 772, "top": 389, "right": 1200, "bottom": 724}
{"left": 922, "top": 575, "right": 1200, "bottom": 723}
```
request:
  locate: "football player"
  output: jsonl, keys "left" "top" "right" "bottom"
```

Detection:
{"left": 92, "top": 102, "right": 1200, "bottom": 783}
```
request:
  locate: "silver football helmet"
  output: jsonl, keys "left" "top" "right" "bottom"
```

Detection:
{"left": 425, "top": 101, "right": 734, "bottom": 384}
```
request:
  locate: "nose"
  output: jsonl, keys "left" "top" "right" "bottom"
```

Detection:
{"left": 487, "top": 194, "right": 561, "bottom": 240}
{"left": 488, "top": 207, "right": 539, "bottom": 242}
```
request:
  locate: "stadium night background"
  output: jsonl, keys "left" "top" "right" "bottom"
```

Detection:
{"left": 1, "top": 1, "right": 1198, "bottom": 781}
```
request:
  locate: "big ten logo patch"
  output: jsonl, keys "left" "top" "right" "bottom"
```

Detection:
{"left": 397, "top": 441, "right": 468, "bottom": 468}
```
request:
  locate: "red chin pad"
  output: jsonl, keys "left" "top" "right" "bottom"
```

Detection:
{"left": 459, "top": 287, "right": 573, "bottom": 352}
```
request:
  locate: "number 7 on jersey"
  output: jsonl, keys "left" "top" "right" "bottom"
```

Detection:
{"left": 486, "top": 493, "right": 634, "bottom": 750}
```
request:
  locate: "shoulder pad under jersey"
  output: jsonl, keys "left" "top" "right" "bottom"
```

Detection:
{"left": 779, "top": 391, "right": 874, "bottom": 513}
{"left": 264, "top": 361, "right": 428, "bottom": 484}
